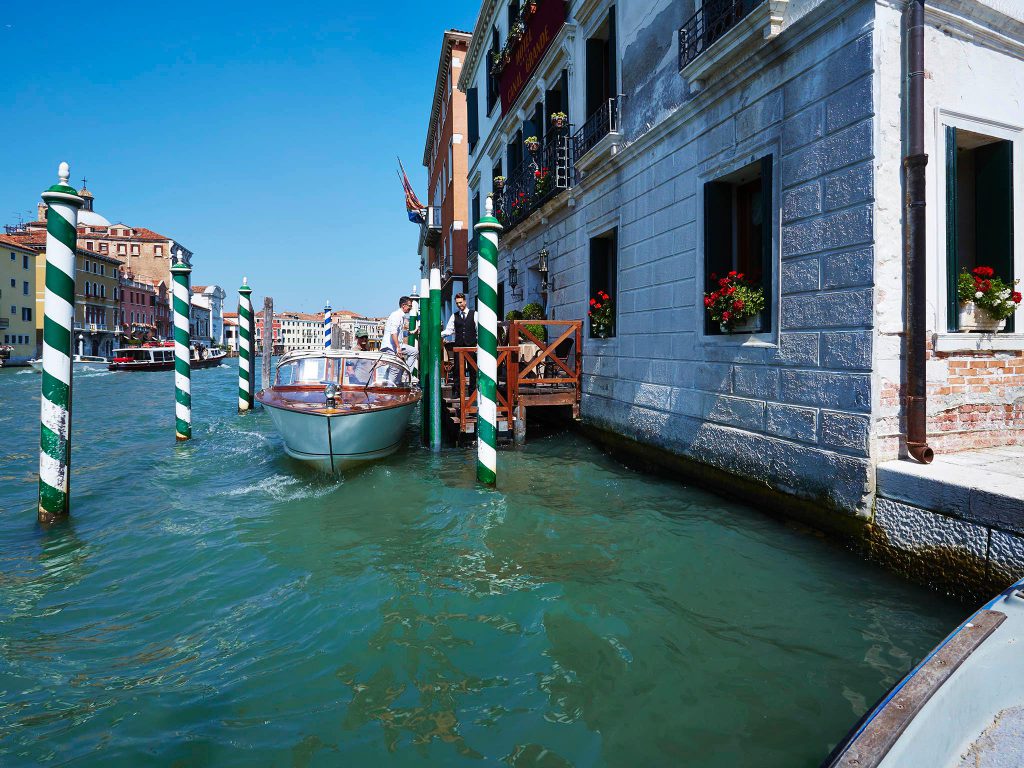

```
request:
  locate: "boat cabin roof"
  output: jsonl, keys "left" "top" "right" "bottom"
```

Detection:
{"left": 274, "top": 350, "right": 413, "bottom": 389}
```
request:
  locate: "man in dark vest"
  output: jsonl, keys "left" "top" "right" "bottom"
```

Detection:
{"left": 442, "top": 292, "right": 477, "bottom": 394}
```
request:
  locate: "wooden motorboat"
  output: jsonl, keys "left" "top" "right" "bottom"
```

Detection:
{"left": 256, "top": 349, "right": 421, "bottom": 472}
{"left": 108, "top": 343, "right": 227, "bottom": 371}
{"left": 824, "top": 576, "right": 1024, "bottom": 767}
{"left": 29, "top": 354, "right": 109, "bottom": 372}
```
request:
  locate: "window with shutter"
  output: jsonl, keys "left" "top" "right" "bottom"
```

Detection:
{"left": 589, "top": 228, "right": 618, "bottom": 338}
{"left": 703, "top": 155, "right": 774, "bottom": 335}
{"left": 467, "top": 88, "right": 479, "bottom": 150}
{"left": 946, "top": 127, "right": 1015, "bottom": 332}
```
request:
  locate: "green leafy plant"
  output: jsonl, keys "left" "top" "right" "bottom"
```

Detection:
{"left": 703, "top": 271, "right": 765, "bottom": 331}
{"left": 550, "top": 111, "right": 567, "bottom": 127}
{"left": 957, "top": 266, "right": 1021, "bottom": 321}
{"left": 588, "top": 291, "right": 614, "bottom": 338}
{"left": 533, "top": 166, "right": 551, "bottom": 199}
{"left": 521, "top": 302, "right": 547, "bottom": 342}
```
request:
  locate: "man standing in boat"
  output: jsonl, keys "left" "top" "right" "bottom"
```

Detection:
{"left": 382, "top": 295, "right": 417, "bottom": 385}
{"left": 442, "top": 292, "right": 477, "bottom": 394}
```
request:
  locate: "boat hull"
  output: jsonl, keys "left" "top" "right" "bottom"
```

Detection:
{"left": 262, "top": 398, "right": 417, "bottom": 472}
{"left": 108, "top": 354, "right": 227, "bottom": 372}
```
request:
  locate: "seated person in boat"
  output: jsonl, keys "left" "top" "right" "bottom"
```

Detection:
{"left": 343, "top": 331, "right": 376, "bottom": 386}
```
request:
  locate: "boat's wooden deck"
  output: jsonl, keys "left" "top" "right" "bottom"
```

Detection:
{"left": 257, "top": 385, "right": 420, "bottom": 415}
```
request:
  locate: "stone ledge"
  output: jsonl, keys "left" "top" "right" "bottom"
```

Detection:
{"left": 877, "top": 456, "right": 1024, "bottom": 536}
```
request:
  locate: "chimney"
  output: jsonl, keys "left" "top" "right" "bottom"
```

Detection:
{"left": 37, "top": 202, "right": 47, "bottom": 222}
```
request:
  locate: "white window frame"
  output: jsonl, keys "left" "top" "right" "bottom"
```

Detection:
{"left": 933, "top": 109, "right": 1024, "bottom": 351}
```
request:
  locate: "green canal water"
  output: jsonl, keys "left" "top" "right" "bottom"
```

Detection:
{"left": 0, "top": 363, "right": 963, "bottom": 766}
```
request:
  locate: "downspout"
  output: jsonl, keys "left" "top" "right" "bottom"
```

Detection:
{"left": 904, "top": 0, "right": 934, "bottom": 463}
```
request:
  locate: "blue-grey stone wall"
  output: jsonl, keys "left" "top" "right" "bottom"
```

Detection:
{"left": 533, "top": 1, "right": 880, "bottom": 515}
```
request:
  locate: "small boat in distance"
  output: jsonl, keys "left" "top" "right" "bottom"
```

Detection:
{"left": 257, "top": 349, "right": 421, "bottom": 472}
{"left": 824, "top": 576, "right": 1024, "bottom": 767}
{"left": 108, "top": 342, "right": 227, "bottom": 371}
{"left": 29, "top": 354, "right": 109, "bottom": 372}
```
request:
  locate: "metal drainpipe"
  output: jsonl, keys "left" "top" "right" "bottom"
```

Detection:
{"left": 904, "top": 0, "right": 934, "bottom": 463}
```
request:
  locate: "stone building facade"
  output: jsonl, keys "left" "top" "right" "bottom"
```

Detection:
{"left": 458, "top": 0, "right": 1024, "bottom": 547}
{"left": 0, "top": 235, "right": 39, "bottom": 365}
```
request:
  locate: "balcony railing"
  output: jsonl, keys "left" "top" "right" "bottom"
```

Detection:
{"left": 573, "top": 98, "right": 620, "bottom": 160}
{"left": 421, "top": 205, "right": 442, "bottom": 248}
{"left": 495, "top": 130, "right": 573, "bottom": 234}
{"left": 679, "top": 0, "right": 763, "bottom": 69}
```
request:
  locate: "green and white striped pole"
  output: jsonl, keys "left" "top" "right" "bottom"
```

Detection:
{"left": 38, "top": 162, "right": 84, "bottom": 524}
{"left": 419, "top": 276, "right": 430, "bottom": 445}
{"left": 428, "top": 268, "right": 443, "bottom": 452}
{"left": 474, "top": 196, "right": 502, "bottom": 485}
{"left": 408, "top": 284, "right": 419, "bottom": 377}
{"left": 238, "top": 278, "right": 254, "bottom": 412}
{"left": 170, "top": 251, "right": 192, "bottom": 441}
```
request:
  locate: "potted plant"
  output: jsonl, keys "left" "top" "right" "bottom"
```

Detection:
{"left": 704, "top": 271, "right": 766, "bottom": 333}
{"left": 533, "top": 166, "right": 551, "bottom": 198}
{"left": 550, "top": 111, "right": 568, "bottom": 129}
{"left": 957, "top": 266, "right": 1021, "bottom": 331}
{"left": 525, "top": 135, "right": 540, "bottom": 153}
{"left": 493, "top": 175, "right": 506, "bottom": 192}
{"left": 510, "top": 19, "right": 526, "bottom": 42}
{"left": 588, "top": 291, "right": 614, "bottom": 338}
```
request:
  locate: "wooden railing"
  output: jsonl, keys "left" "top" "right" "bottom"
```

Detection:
{"left": 453, "top": 345, "right": 518, "bottom": 433}
{"left": 451, "top": 319, "right": 583, "bottom": 431}
{"left": 510, "top": 320, "right": 582, "bottom": 394}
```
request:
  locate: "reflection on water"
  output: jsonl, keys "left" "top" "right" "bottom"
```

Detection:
{"left": 0, "top": 365, "right": 962, "bottom": 766}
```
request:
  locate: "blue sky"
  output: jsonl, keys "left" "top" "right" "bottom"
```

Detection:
{"left": 1, "top": 0, "right": 479, "bottom": 316}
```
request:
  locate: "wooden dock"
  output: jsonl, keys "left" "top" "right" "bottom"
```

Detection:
{"left": 442, "top": 320, "right": 582, "bottom": 444}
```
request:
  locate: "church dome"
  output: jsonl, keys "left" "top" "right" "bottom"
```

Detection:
{"left": 79, "top": 208, "right": 112, "bottom": 227}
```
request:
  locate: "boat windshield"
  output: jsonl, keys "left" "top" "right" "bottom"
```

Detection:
{"left": 275, "top": 355, "right": 411, "bottom": 387}
{"left": 113, "top": 349, "right": 154, "bottom": 362}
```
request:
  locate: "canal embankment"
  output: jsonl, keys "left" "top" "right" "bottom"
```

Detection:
{"left": 578, "top": 417, "right": 1024, "bottom": 602}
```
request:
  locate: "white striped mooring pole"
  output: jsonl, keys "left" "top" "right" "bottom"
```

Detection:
{"left": 428, "top": 267, "right": 442, "bottom": 452}
{"left": 324, "top": 300, "right": 332, "bottom": 349}
{"left": 419, "top": 276, "right": 430, "bottom": 445}
{"left": 38, "top": 162, "right": 84, "bottom": 524}
{"left": 474, "top": 196, "right": 502, "bottom": 485}
{"left": 171, "top": 250, "right": 192, "bottom": 441}
{"left": 238, "top": 278, "right": 254, "bottom": 412}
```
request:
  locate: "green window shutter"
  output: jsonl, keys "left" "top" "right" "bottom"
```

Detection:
{"left": 760, "top": 154, "right": 774, "bottom": 331}
{"left": 975, "top": 139, "right": 1015, "bottom": 332}
{"left": 467, "top": 88, "right": 479, "bottom": 150}
{"left": 704, "top": 180, "right": 733, "bottom": 334}
{"left": 946, "top": 125, "right": 959, "bottom": 331}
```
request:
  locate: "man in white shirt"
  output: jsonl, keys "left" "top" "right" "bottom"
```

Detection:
{"left": 382, "top": 295, "right": 417, "bottom": 385}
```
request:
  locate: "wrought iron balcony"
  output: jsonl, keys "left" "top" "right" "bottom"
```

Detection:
{"left": 679, "top": 0, "right": 764, "bottom": 69}
{"left": 421, "top": 205, "right": 442, "bottom": 248}
{"left": 573, "top": 98, "right": 620, "bottom": 161}
{"left": 495, "top": 130, "right": 573, "bottom": 235}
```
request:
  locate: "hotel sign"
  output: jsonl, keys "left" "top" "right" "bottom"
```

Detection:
{"left": 499, "top": 1, "right": 567, "bottom": 116}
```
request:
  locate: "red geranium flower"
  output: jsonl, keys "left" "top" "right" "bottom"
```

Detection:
{"left": 590, "top": 298, "right": 596, "bottom": 306}
{"left": 721, "top": 311, "right": 731, "bottom": 322}
{"left": 704, "top": 296, "right": 713, "bottom": 307}
{"left": 981, "top": 280, "right": 992, "bottom": 292}
{"left": 973, "top": 266, "right": 995, "bottom": 278}
{"left": 1013, "top": 292, "right": 1022, "bottom": 303}
{"left": 733, "top": 299, "right": 745, "bottom": 311}
{"left": 594, "top": 303, "right": 602, "bottom": 309}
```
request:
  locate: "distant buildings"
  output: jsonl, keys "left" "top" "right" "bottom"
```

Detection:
{"left": 2, "top": 179, "right": 217, "bottom": 360}
{"left": 253, "top": 308, "right": 385, "bottom": 355}
{"left": 191, "top": 285, "right": 226, "bottom": 346}
{"left": 0, "top": 235, "right": 39, "bottom": 365}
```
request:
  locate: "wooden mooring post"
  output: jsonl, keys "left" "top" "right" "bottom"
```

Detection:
{"left": 262, "top": 296, "right": 273, "bottom": 391}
